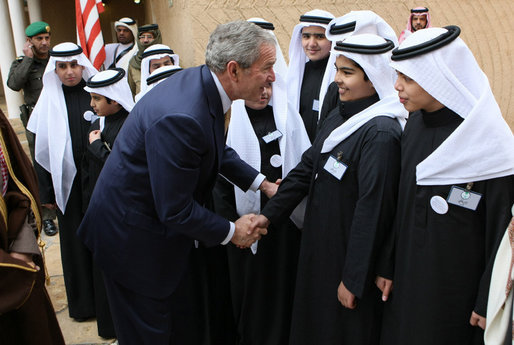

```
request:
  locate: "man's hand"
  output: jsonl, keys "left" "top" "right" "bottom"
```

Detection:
{"left": 469, "top": 311, "right": 486, "bottom": 330}
{"left": 375, "top": 276, "right": 393, "bottom": 302}
{"left": 89, "top": 130, "right": 101, "bottom": 144}
{"left": 10, "top": 252, "right": 39, "bottom": 271}
{"left": 337, "top": 281, "right": 356, "bottom": 309}
{"left": 23, "top": 39, "right": 34, "bottom": 58}
{"left": 232, "top": 214, "right": 267, "bottom": 248}
{"left": 259, "top": 179, "right": 280, "bottom": 198}
{"left": 250, "top": 214, "right": 270, "bottom": 235}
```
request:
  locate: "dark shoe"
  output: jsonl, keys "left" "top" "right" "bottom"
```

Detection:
{"left": 43, "top": 219, "right": 58, "bottom": 236}
{"left": 73, "top": 317, "right": 91, "bottom": 322}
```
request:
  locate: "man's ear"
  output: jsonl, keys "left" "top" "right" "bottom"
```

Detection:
{"left": 226, "top": 60, "right": 239, "bottom": 82}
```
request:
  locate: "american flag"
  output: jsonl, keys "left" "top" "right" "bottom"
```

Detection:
{"left": 76, "top": 0, "right": 105, "bottom": 70}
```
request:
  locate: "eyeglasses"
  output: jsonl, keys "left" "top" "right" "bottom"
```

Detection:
{"left": 139, "top": 34, "right": 154, "bottom": 40}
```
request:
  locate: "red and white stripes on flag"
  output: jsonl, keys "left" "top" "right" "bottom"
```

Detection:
{"left": 76, "top": 0, "right": 105, "bottom": 70}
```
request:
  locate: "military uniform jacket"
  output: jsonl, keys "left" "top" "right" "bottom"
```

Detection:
{"left": 7, "top": 56, "right": 48, "bottom": 106}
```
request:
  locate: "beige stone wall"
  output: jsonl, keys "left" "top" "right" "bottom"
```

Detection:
{"left": 146, "top": 0, "right": 514, "bottom": 129}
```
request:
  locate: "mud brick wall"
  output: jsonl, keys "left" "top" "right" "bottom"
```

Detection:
{"left": 146, "top": 0, "right": 514, "bottom": 128}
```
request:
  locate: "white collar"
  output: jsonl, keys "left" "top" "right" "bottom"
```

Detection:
{"left": 210, "top": 70, "right": 232, "bottom": 113}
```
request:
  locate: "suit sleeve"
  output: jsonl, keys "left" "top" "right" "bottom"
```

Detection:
{"left": 342, "top": 127, "right": 401, "bottom": 299}
{"left": 219, "top": 145, "right": 259, "bottom": 192}
{"left": 212, "top": 175, "right": 239, "bottom": 222}
{"left": 145, "top": 113, "right": 232, "bottom": 246}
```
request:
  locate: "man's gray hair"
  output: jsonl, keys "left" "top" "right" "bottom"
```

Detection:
{"left": 206, "top": 20, "right": 275, "bottom": 73}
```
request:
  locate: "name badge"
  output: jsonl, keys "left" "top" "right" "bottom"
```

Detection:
{"left": 312, "top": 99, "right": 320, "bottom": 112}
{"left": 323, "top": 155, "right": 347, "bottom": 180}
{"left": 262, "top": 130, "right": 283, "bottom": 144}
{"left": 447, "top": 186, "right": 482, "bottom": 211}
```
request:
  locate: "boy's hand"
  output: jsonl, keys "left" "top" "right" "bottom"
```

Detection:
{"left": 89, "top": 130, "right": 101, "bottom": 143}
{"left": 337, "top": 281, "right": 356, "bottom": 309}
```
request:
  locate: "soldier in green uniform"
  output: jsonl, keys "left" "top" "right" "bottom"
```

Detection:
{"left": 7, "top": 21, "right": 58, "bottom": 237}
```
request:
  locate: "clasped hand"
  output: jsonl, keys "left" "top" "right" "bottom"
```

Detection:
{"left": 231, "top": 214, "right": 270, "bottom": 249}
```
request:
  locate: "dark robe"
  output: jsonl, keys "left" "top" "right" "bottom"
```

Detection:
{"left": 0, "top": 109, "right": 65, "bottom": 345}
{"left": 261, "top": 94, "right": 402, "bottom": 345}
{"left": 299, "top": 56, "right": 329, "bottom": 142}
{"left": 81, "top": 107, "right": 129, "bottom": 338}
{"left": 82, "top": 108, "right": 129, "bottom": 211}
{"left": 213, "top": 105, "right": 301, "bottom": 345}
{"left": 317, "top": 81, "right": 341, "bottom": 133}
{"left": 54, "top": 80, "right": 96, "bottom": 320}
{"left": 380, "top": 107, "right": 514, "bottom": 345}
{"left": 169, "top": 237, "right": 236, "bottom": 345}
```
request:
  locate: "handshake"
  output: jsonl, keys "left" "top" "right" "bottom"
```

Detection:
{"left": 231, "top": 214, "right": 271, "bottom": 248}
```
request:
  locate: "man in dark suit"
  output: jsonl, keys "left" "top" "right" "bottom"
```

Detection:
{"left": 77, "top": 20, "right": 276, "bottom": 345}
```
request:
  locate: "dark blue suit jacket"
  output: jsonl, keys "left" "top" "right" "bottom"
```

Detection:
{"left": 78, "top": 65, "right": 258, "bottom": 298}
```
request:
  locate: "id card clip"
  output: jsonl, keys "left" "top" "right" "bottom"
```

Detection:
{"left": 447, "top": 182, "right": 482, "bottom": 211}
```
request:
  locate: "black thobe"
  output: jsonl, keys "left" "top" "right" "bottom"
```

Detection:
{"left": 262, "top": 94, "right": 402, "bottom": 345}
{"left": 81, "top": 108, "right": 129, "bottom": 338}
{"left": 82, "top": 108, "right": 129, "bottom": 211}
{"left": 56, "top": 80, "right": 96, "bottom": 319}
{"left": 380, "top": 107, "right": 514, "bottom": 345}
{"left": 299, "top": 57, "right": 329, "bottom": 142}
{"left": 317, "top": 81, "right": 340, "bottom": 133}
{"left": 213, "top": 105, "right": 301, "bottom": 345}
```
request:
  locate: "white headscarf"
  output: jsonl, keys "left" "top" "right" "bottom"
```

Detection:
{"left": 321, "top": 34, "right": 408, "bottom": 154}
{"left": 84, "top": 68, "right": 135, "bottom": 113}
{"left": 109, "top": 17, "right": 138, "bottom": 71}
{"left": 139, "top": 44, "right": 180, "bottom": 96}
{"left": 321, "top": 10, "right": 399, "bottom": 107}
{"left": 390, "top": 27, "right": 514, "bottom": 185}
{"left": 286, "top": 9, "right": 335, "bottom": 116}
{"left": 247, "top": 18, "right": 288, "bottom": 78}
{"left": 226, "top": 45, "right": 311, "bottom": 250}
{"left": 27, "top": 42, "right": 97, "bottom": 212}
{"left": 134, "top": 65, "right": 183, "bottom": 103}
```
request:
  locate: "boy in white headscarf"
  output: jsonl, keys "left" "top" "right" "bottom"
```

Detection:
{"left": 83, "top": 68, "right": 134, "bottom": 210}
{"left": 251, "top": 33, "right": 407, "bottom": 345}
{"left": 318, "top": 10, "right": 399, "bottom": 130}
{"left": 286, "top": 9, "right": 334, "bottom": 142}
{"left": 134, "top": 44, "right": 179, "bottom": 101}
{"left": 135, "top": 65, "right": 183, "bottom": 103}
{"left": 212, "top": 19, "right": 310, "bottom": 342}
{"left": 27, "top": 42, "right": 99, "bottom": 323}
{"left": 380, "top": 26, "right": 514, "bottom": 345}
{"left": 79, "top": 68, "right": 134, "bottom": 339}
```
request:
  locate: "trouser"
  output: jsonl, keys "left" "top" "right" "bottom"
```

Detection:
{"left": 103, "top": 274, "right": 175, "bottom": 345}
